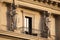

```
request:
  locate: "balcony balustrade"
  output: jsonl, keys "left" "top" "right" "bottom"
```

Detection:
{"left": 15, "top": 27, "right": 40, "bottom": 36}
{"left": 0, "top": 27, "right": 41, "bottom": 40}
{"left": 0, "top": 26, "right": 55, "bottom": 40}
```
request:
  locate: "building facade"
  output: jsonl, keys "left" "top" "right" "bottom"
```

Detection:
{"left": 0, "top": 0, "right": 60, "bottom": 40}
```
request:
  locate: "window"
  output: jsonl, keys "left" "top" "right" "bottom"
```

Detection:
{"left": 24, "top": 17, "right": 29, "bottom": 32}
{"left": 24, "top": 16, "right": 32, "bottom": 35}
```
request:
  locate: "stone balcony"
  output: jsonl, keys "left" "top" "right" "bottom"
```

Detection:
{"left": 0, "top": 30, "right": 55, "bottom": 40}
{"left": 0, "top": 30, "right": 39, "bottom": 40}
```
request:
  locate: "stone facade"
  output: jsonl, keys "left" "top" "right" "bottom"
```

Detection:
{"left": 0, "top": 0, "right": 60, "bottom": 40}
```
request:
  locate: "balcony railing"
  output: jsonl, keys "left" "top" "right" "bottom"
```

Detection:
{"left": 14, "top": 27, "right": 54, "bottom": 38}
{"left": 16, "top": 27, "right": 40, "bottom": 36}
{"left": 0, "top": 26, "right": 55, "bottom": 39}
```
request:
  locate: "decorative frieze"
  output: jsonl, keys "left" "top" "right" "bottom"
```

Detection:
{"left": 33, "top": 0, "right": 60, "bottom": 7}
